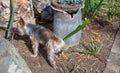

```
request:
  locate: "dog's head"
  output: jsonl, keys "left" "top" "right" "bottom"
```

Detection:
{"left": 17, "top": 18, "right": 27, "bottom": 36}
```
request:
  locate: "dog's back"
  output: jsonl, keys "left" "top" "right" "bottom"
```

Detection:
{"left": 28, "top": 24, "right": 67, "bottom": 52}
{"left": 27, "top": 24, "right": 61, "bottom": 44}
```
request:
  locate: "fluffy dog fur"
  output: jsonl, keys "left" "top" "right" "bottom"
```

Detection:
{"left": 17, "top": 18, "right": 68, "bottom": 69}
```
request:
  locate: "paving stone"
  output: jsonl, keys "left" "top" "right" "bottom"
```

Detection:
{"left": 103, "top": 28, "right": 120, "bottom": 73}
{"left": 0, "top": 38, "right": 31, "bottom": 73}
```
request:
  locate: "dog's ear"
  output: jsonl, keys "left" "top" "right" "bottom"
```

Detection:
{"left": 19, "top": 17, "right": 25, "bottom": 27}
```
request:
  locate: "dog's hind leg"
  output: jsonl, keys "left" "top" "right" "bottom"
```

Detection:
{"left": 47, "top": 48, "right": 57, "bottom": 69}
{"left": 46, "top": 40, "right": 58, "bottom": 69}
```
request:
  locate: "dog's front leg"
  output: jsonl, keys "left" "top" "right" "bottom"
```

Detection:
{"left": 30, "top": 36, "right": 39, "bottom": 57}
{"left": 31, "top": 42, "right": 39, "bottom": 57}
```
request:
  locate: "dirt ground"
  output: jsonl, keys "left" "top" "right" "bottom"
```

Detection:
{"left": 0, "top": 17, "right": 119, "bottom": 73}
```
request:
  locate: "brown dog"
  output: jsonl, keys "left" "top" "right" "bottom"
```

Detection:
{"left": 17, "top": 18, "right": 68, "bottom": 69}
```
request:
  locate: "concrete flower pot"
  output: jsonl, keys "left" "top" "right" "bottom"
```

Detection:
{"left": 51, "top": 0, "right": 84, "bottom": 47}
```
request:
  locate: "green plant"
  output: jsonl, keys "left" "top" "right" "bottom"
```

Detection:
{"left": 82, "top": 0, "right": 105, "bottom": 18}
{"left": 76, "top": 40, "right": 102, "bottom": 56}
{"left": 107, "top": 1, "right": 120, "bottom": 18}
{"left": 76, "top": 49, "right": 91, "bottom": 55}
{"left": 62, "top": 64, "right": 79, "bottom": 73}
{"left": 90, "top": 40, "right": 102, "bottom": 55}
{"left": 82, "top": 0, "right": 120, "bottom": 18}
{"left": 81, "top": 67, "right": 93, "bottom": 73}
{"left": 63, "top": 19, "right": 89, "bottom": 41}
{"left": 5, "top": 0, "right": 15, "bottom": 39}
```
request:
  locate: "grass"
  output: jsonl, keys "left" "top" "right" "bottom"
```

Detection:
{"left": 82, "top": 0, "right": 105, "bottom": 18}
{"left": 82, "top": 0, "right": 120, "bottom": 18}
{"left": 107, "top": 1, "right": 120, "bottom": 19}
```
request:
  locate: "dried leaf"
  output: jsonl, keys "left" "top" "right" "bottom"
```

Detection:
{"left": 91, "top": 30, "right": 99, "bottom": 35}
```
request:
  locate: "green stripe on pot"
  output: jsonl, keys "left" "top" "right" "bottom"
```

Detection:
{"left": 63, "top": 19, "right": 89, "bottom": 41}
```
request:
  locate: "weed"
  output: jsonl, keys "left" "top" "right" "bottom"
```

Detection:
{"left": 90, "top": 40, "right": 102, "bottom": 55}
{"left": 76, "top": 40, "right": 102, "bottom": 56}
{"left": 81, "top": 67, "right": 93, "bottom": 73}
{"left": 62, "top": 64, "right": 79, "bottom": 73}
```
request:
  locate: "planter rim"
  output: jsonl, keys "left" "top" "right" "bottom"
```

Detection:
{"left": 51, "top": 0, "right": 83, "bottom": 13}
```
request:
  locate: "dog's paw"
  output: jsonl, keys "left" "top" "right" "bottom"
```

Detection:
{"left": 30, "top": 54, "right": 37, "bottom": 57}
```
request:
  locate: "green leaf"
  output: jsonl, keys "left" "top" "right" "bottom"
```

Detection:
{"left": 6, "top": 0, "right": 15, "bottom": 39}
{"left": 62, "top": 64, "right": 70, "bottom": 73}
{"left": 70, "top": 64, "right": 79, "bottom": 73}
{"left": 90, "top": 40, "right": 95, "bottom": 51}
{"left": 63, "top": 19, "right": 89, "bottom": 41}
